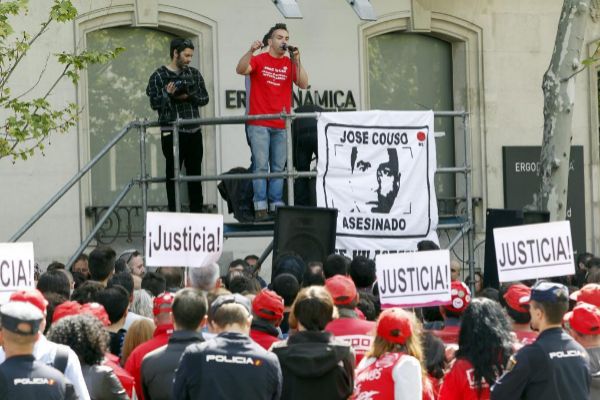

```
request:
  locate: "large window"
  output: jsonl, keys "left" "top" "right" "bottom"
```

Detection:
{"left": 368, "top": 32, "right": 456, "bottom": 206}
{"left": 87, "top": 27, "right": 180, "bottom": 208}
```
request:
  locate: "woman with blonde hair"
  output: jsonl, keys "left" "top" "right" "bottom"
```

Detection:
{"left": 353, "top": 307, "right": 433, "bottom": 399}
{"left": 120, "top": 318, "right": 156, "bottom": 366}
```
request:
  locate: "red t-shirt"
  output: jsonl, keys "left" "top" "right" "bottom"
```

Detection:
{"left": 248, "top": 52, "right": 296, "bottom": 129}
{"left": 325, "top": 317, "right": 375, "bottom": 364}
{"left": 124, "top": 323, "right": 173, "bottom": 400}
{"left": 439, "top": 358, "right": 491, "bottom": 400}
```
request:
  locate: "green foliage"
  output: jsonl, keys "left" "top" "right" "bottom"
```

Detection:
{"left": 0, "top": 0, "right": 123, "bottom": 161}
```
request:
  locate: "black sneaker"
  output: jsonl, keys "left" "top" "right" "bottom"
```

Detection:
{"left": 254, "top": 209, "right": 272, "bottom": 222}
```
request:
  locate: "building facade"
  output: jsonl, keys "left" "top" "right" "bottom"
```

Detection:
{"left": 2, "top": 0, "right": 600, "bottom": 272}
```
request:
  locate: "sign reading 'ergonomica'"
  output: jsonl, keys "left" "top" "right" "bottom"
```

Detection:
{"left": 376, "top": 250, "right": 451, "bottom": 308}
{"left": 493, "top": 221, "right": 574, "bottom": 282}
{"left": 0, "top": 242, "right": 35, "bottom": 303}
{"left": 145, "top": 212, "right": 223, "bottom": 268}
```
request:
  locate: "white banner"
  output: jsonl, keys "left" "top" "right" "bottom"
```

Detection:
{"left": 376, "top": 250, "right": 451, "bottom": 308}
{"left": 493, "top": 221, "right": 574, "bottom": 282}
{"left": 316, "top": 110, "right": 439, "bottom": 258}
{"left": 0, "top": 242, "right": 35, "bottom": 304}
{"left": 146, "top": 212, "right": 223, "bottom": 268}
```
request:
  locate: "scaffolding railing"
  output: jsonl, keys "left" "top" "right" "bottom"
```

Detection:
{"left": 9, "top": 111, "right": 475, "bottom": 290}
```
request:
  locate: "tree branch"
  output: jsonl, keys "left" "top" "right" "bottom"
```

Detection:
{"left": 14, "top": 53, "right": 51, "bottom": 99}
{"left": 0, "top": 16, "right": 53, "bottom": 89}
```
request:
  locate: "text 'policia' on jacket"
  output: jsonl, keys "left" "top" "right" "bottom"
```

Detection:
{"left": 172, "top": 331, "right": 282, "bottom": 400}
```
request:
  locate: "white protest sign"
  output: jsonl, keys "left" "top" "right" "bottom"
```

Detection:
{"left": 493, "top": 221, "right": 574, "bottom": 282}
{"left": 316, "top": 110, "right": 439, "bottom": 259}
{"left": 146, "top": 212, "right": 223, "bottom": 267}
{"left": 0, "top": 242, "right": 35, "bottom": 304}
{"left": 376, "top": 250, "right": 451, "bottom": 308}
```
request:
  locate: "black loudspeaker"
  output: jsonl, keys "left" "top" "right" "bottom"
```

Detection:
{"left": 483, "top": 208, "right": 550, "bottom": 289}
{"left": 273, "top": 206, "right": 338, "bottom": 269}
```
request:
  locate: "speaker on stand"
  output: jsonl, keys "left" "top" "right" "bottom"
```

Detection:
{"left": 272, "top": 206, "right": 338, "bottom": 280}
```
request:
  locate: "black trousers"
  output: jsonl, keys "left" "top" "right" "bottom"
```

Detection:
{"left": 293, "top": 129, "right": 317, "bottom": 206}
{"left": 161, "top": 130, "right": 204, "bottom": 212}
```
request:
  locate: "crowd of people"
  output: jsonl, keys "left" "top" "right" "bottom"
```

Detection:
{"left": 2, "top": 245, "right": 600, "bottom": 399}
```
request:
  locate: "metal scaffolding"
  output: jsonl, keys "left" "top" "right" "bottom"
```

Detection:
{"left": 9, "top": 110, "right": 475, "bottom": 287}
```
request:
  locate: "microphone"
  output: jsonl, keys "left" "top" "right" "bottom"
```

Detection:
{"left": 281, "top": 43, "right": 298, "bottom": 52}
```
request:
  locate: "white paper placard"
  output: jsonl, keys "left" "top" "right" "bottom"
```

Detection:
{"left": 0, "top": 242, "right": 35, "bottom": 304}
{"left": 316, "top": 110, "right": 439, "bottom": 259}
{"left": 493, "top": 221, "right": 574, "bottom": 282}
{"left": 146, "top": 212, "right": 223, "bottom": 268}
{"left": 376, "top": 250, "right": 451, "bottom": 308}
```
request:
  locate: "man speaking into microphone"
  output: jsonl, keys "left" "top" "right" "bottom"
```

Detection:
{"left": 236, "top": 23, "right": 309, "bottom": 221}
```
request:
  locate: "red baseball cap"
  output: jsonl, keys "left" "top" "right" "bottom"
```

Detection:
{"left": 153, "top": 292, "right": 174, "bottom": 316}
{"left": 503, "top": 284, "right": 531, "bottom": 313}
{"left": 52, "top": 301, "right": 83, "bottom": 323}
{"left": 81, "top": 302, "right": 110, "bottom": 327}
{"left": 565, "top": 302, "right": 600, "bottom": 335}
{"left": 10, "top": 289, "right": 48, "bottom": 314}
{"left": 377, "top": 308, "right": 413, "bottom": 344}
{"left": 252, "top": 289, "right": 285, "bottom": 321}
{"left": 570, "top": 284, "right": 600, "bottom": 308}
{"left": 325, "top": 275, "right": 357, "bottom": 305}
{"left": 443, "top": 281, "right": 471, "bottom": 314}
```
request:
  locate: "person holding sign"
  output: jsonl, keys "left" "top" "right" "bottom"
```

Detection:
{"left": 491, "top": 282, "right": 590, "bottom": 400}
{"left": 353, "top": 308, "right": 433, "bottom": 399}
{"left": 440, "top": 298, "right": 514, "bottom": 400}
{"left": 501, "top": 284, "right": 538, "bottom": 346}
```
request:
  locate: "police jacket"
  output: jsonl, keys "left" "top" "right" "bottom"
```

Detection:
{"left": 141, "top": 330, "right": 204, "bottom": 400}
{"left": 491, "top": 327, "right": 590, "bottom": 400}
{"left": 271, "top": 330, "right": 355, "bottom": 400}
{"left": 172, "top": 331, "right": 282, "bottom": 400}
{"left": 0, "top": 355, "right": 77, "bottom": 399}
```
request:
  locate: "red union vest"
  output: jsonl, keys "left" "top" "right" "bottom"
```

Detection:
{"left": 353, "top": 352, "right": 434, "bottom": 400}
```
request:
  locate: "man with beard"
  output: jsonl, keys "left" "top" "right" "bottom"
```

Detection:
{"left": 147, "top": 37, "right": 210, "bottom": 212}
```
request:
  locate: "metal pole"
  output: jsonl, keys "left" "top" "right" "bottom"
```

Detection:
{"left": 173, "top": 121, "right": 181, "bottom": 212}
{"left": 9, "top": 122, "right": 135, "bottom": 242}
{"left": 285, "top": 112, "right": 295, "bottom": 206}
{"left": 139, "top": 122, "right": 148, "bottom": 257}
{"left": 464, "top": 114, "right": 475, "bottom": 293}
{"left": 65, "top": 181, "right": 135, "bottom": 269}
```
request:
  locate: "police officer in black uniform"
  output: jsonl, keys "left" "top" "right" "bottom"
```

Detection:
{"left": 0, "top": 301, "right": 77, "bottom": 399}
{"left": 491, "top": 281, "right": 590, "bottom": 399}
{"left": 173, "top": 294, "right": 282, "bottom": 399}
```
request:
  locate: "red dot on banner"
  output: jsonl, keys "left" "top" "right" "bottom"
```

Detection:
{"left": 417, "top": 131, "right": 426, "bottom": 141}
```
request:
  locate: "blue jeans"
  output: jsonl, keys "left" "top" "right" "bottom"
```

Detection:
{"left": 247, "top": 125, "right": 287, "bottom": 211}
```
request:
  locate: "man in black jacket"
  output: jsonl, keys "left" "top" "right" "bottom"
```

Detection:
{"left": 173, "top": 293, "right": 282, "bottom": 400}
{"left": 146, "top": 37, "right": 210, "bottom": 212}
{"left": 491, "top": 281, "right": 590, "bottom": 399}
{"left": 141, "top": 288, "right": 206, "bottom": 399}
